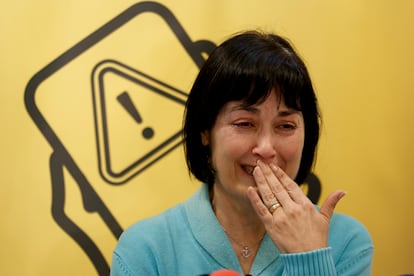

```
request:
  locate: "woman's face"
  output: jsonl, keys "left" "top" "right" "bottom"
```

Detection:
{"left": 203, "top": 89, "right": 305, "bottom": 201}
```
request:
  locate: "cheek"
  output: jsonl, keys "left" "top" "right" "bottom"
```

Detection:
{"left": 210, "top": 129, "right": 250, "bottom": 166}
{"left": 280, "top": 134, "right": 305, "bottom": 176}
{"left": 289, "top": 136, "right": 304, "bottom": 158}
{"left": 277, "top": 140, "right": 302, "bottom": 162}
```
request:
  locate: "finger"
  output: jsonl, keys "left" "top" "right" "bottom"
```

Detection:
{"left": 254, "top": 161, "right": 292, "bottom": 207}
{"left": 319, "top": 190, "right": 347, "bottom": 221}
{"left": 270, "top": 164, "right": 308, "bottom": 204}
{"left": 246, "top": 186, "right": 274, "bottom": 221}
{"left": 252, "top": 164, "right": 280, "bottom": 207}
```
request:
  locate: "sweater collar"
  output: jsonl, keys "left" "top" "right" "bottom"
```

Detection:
{"left": 184, "top": 183, "right": 281, "bottom": 274}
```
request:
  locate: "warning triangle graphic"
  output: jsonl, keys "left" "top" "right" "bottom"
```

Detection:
{"left": 92, "top": 59, "right": 187, "bottom": 184}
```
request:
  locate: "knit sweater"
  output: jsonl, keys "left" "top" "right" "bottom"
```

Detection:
{"left": 111, "top": 183, "right": 373, "bottom": 275}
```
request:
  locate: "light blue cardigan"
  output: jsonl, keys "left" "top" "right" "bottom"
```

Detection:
{"left": 111, "top": 184, "right": 373, "bottom": 275}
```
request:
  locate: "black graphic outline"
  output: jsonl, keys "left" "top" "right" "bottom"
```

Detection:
{"left": 91, "top": 59, "right": 188, "bottom": 184}
{"left": 24, "top": 2, "right": 215, "bottom": 274}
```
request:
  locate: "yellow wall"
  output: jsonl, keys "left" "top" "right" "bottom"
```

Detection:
{"left": 1, "top": 1, "right": 413, "bottom": 275}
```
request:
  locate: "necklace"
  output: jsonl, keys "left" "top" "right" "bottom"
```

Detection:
{"left": 223, "top": 228, "right": 265, "bottom": 258}
{"left": 211, "top": 197, "right": 265, "bottom": 258}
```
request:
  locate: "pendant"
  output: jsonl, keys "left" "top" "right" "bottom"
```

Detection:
{"left": 241, "top": 246, "right": 251, "bottom": 258}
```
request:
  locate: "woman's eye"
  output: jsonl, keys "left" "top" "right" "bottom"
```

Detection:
{"left": 278, "top": 123, "right": 296, "bottom": 130}
{"left": 234, "top": 121, "right": 254, "bottom": 128}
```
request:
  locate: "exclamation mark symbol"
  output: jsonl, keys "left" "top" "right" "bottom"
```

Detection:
{"left": 117, "top": 91, "right": 154, "bottom": 139}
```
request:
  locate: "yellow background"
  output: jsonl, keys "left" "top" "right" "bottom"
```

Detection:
{"left": 2, "top": 1, "right": 413, "bottom": 275}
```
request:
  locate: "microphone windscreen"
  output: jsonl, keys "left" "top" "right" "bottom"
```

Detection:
{"left": 210, "top": 269, "right": 241, "bottom": 276}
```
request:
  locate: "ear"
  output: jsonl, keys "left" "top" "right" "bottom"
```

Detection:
{"left": 201, "top": 131, "right": 209, "bottom": 146}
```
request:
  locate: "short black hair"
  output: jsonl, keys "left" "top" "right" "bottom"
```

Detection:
{"left": 183, "top": 30, "right": 320, "bottom": 185}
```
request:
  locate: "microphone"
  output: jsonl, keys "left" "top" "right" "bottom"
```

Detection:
{"left": 208, "top": 269, "right": 243, "bottom": 276}
{"left": 199, "top": 269, "right": 252, "bottom": 276}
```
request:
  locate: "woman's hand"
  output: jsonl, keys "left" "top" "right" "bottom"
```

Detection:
{"left": 246, "top": 160, "right": 346, "bottom": 253}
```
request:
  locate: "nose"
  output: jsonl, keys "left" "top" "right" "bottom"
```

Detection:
{"left": 252, "top": 133, "right": 277, "bottom": 161}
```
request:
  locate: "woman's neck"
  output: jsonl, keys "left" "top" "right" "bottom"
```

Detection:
{"left": 213, "top": 199, "right": 265, "bottom": 242}
{"left": 210, "top": 184, "right": 263, "bottom": 232}
{"left": 210, "top": 185, "right": 265, "bottom": 274}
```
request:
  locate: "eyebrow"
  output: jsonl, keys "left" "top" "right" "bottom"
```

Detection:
{"left": 278, "top": 110, "right": 301, "bottom": 117}
{"left": 230, "top": 104, "right": 258, "bottom": 113}
{"left": 230, "top": 104, "right": 301, "bottom": 116}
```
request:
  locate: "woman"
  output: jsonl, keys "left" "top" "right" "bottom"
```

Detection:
{"left": 111, "top": 30, "right": 373, "bottom": 275}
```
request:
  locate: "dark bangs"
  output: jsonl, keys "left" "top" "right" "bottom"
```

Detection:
{"left": 202, "top": 31, "right": 312, "bottom": 119}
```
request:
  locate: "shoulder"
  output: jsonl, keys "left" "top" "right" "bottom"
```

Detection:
{"left": 111, "top": 204, "right": 188, "bottom": 275}
{"left": 119, "top": 203, "right": 186, "bottom": 247}
{"left": 115, "top": 184, "right": 206, "bottom": 252}
{"left": 329, "top": 212, "right": 372, "bottom": 244}
{"left": 329, "top": 212, "right": 374, "bottom": 274}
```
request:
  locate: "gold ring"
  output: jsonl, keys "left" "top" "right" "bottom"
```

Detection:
{"left": 268, "top": 202, "right": 281, "bottom": 214}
